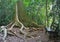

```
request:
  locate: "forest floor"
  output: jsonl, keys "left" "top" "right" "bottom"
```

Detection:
{"left": 0, "top": 27, "right": 60, "bottom": 42}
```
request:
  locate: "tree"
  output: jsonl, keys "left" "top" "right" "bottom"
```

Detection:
{"left": 0, "top": 0, "right": 46, "bottom": 36}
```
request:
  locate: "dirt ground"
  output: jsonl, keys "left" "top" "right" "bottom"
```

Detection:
{"left": 0, "top": 27, "right": 60, "bottom": 42}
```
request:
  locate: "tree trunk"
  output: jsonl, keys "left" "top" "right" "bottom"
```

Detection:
{"left": 16, "top": 0, "right": 40, "bottom": 27}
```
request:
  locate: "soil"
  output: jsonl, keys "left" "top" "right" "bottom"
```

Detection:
{"left": 0, "top": 27, "right": 60, "bottom": 42}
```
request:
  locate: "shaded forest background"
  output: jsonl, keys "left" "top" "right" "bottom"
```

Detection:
{"left": 0, "top": 0, "right": 60, "bottom": 28}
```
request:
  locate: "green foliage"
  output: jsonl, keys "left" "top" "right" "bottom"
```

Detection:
{"left": 1, "top": 0, "right": 59, "bottom": 27}
{"left": 0, "top": 0, "right": 18, "bottom": 25}
{"left": 46, "top": 0, "right": 60, "bottom": 28}
{"left": 23, "top": 0, "right": 46, "bottom": 25}
{"left": 0, "top": 0, "right": 51, "bottom": 25}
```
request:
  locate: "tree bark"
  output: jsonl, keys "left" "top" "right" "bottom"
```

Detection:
{"left": 17, "top": 0, "right": 40, "bottom": 27}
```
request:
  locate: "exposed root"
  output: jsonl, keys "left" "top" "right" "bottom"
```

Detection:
{"left": 6, "top": 22, "right": 13, "bottom": 27}
{"left": 0, "top": 26, "right": 7, "bottom": 42}
{"left": 8, "top": 30, "right": 23, "bottom": 39}
{"left": 0, "top": 25, "right": 23, "bottom": 41}
{"left": 0, "top": 3, "right": 32, "bottom": 41}
{"left": 15, "top": 3, "right": 27, "bottom": 35}
{"left": 8, "top": 22, "right": 15, "bottom": 30}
